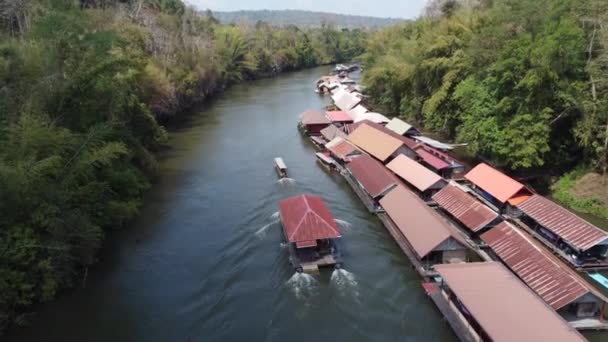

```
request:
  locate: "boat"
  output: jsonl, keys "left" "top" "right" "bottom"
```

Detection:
{"left": 278, "top": 195, "right": 342, "bottom": 273}
{"left": 315, "top": 152, "right": 336, "bottom": 171}
{"left": 274, "top": 157, "right": 288, "bottom": 178}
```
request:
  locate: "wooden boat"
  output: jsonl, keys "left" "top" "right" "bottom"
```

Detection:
{"left": 274, "top": 157, "right": 288, "bottom": 178}
{"left": 315, "top": 152, "right": 336, "bottom": 171}
{"left": 278, "top": 195, "right": 342, "bottom": 274}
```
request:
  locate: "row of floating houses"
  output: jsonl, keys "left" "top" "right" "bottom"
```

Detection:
{"left": 291, "top": 67, "right": 608, "bottom": 341}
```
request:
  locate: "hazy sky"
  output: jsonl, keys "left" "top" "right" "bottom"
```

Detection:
{"left": 183, "top": 0, "right": 429, "bottom": 19}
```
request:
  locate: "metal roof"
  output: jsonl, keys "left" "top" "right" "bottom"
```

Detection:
{"left": 413, "top": 135, "right": 465, "bottom": 150}
{"left": 516, "top": 194, "right": 608, "bottom": 251}
{"left": 415, "top": 148, "right": 451, "bottom": 171}
{"left": 274, "top": 157, "right": 287, "bottom": 170}
{"left": 432, "top": 184, "right": 499, "bottom": 232}
{"left": 325, "top": 111, "right": 353, "bottom": 123}
{"left": 347, "top": 105, "right": 369, "bottom": 121}
{"left": 481, "top": 222, "right": 605, "bottom": 310}
{"left": 385, "top": 118, "right": 416, "bottom": 136}
{"left": 354, "top": 112, "right": 390, "bottom": 124}
{"left": 332, "top": 90, "right": 361, "bottom": 111}
{"left": 464, "top": 163, "right": 528, "bottom": 203}
{"left": 435, "top": 262, "right": 586, "bottom": 342}
{"left": 320, "top": 124, "right": 347, "bottom": 142}
{"left": 326, "top": 137, "right": 360, "bottom": 162}
{"left": 386, "top": 155, "right": 445, "bottom": 192}
{"left": 299, "top": 110, "right": 330, "bottom": 125}
{"left": 279, "top": 195, "right": 341, "bottom": 244}
{"left": 346, "top": 154, "right": 397, "bottom": 198}
{"left": 347, "top": 123, "right": 404, "bottom": 162}
{"left": 379, "top": 186, "right": 466, "bottom": 258}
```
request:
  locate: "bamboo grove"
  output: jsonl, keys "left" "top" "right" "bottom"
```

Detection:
{"left": 0, "top": 0, "right": 366, "bottom": 331}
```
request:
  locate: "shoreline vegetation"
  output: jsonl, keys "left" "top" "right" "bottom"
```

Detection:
{"left": 0, "top": 0, "right": 365, "bottom": 332}
{"left": 360, "top": 0, "right": 608, "bottom": 224}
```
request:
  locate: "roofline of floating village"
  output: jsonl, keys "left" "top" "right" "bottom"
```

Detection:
{"left": 290, "top": 65, "right": 608, "bottom": 340}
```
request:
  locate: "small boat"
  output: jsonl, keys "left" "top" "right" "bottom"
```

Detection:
{"left": 274, "top": 157, "right": 288, "bottom": 178}
{"left": 278, "top": 195, "right": 342, "bottom": 273}
{"left": 315, "top": 152, "right": 336, "bottom": 171}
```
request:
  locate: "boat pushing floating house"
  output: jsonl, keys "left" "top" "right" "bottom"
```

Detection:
{"left": 278, "top": 195, "right": 342, "bottom": 274}
{"left": 274, "top": 157, "right": 288, "bottom": 178}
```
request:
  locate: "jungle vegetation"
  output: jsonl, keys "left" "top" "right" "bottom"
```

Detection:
{"left": 0, "top": 0, "right": 366, "bottom": 331}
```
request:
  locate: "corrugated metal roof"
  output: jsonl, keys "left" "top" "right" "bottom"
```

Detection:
{"left": 346, "top": 154, "right": 397, "bottom": 198}
{"left": 385, "top": 118, "right": 416, "bottom": 135}
{"left": 279, "top": 195, "right": 341, "bottom": 243}
{"left": 432, "top": 184, "right": 499, "bottom": 232}
{"left": 517, "top": 195, "right": 608, "bottom": 251}
{"left": 379, "top": 186, "right": 466, "bottom": 258}
{"left": 332, "top": 90, "right": 361, "bottom": 111}
{"left": 355, "top": 112, "right": 390, "bottom": 124}
{"left": 415, "top": 148, "right": 451, "bottom": 171}
{"left": 414, "top": 135, "right": 464, "bottom": 150}
{"left": 326, "top": 137, "right": 360, "bottom": 162}
{"left": 386, "top": 155, "right": 445, "bottom": 192}
{"left": 481, "top": 222, "right": 594, "bottom": 310}
{"left": 348, "top": 123, "right": 404, "bottom": 162}
{"left": 299, "top": 110, "right": 330, "bottom": 125}
{"left": 464, "top": 163, "right": 528, "bottom": 203}
{"left": 320, "top": 124, "right": 347, "bottom": 141}
{"left": 347, "top": 105, "right": 369, "bottom": 121}
{"left": 325, "top": 111, "right": 353, "bottom": 123}
{"left": 435, "top": 262, "right": 586, "bottom": 342}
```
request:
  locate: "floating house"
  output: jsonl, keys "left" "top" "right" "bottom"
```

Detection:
{"left": 345, "top": 154, "right": 398, "bottom": 212}
{"left": 298, "top": 110, "right": 330, "bottom": 136}
{"left": 414, "top": 145, "right": 465, "bottom": 179}
{"left": 464, "top": 163, "right": 532, "bottom": 212}
{"left": 428, "top": 262, "right": 586, "bottom": 342}
{"left": 413, "top": 135, "right": 466, "bottom": 151}
{"left": 347, "top": 123, "right": 411, "bottom": 163}
{"left": 353, "top": 112, "right": 390, "bottom": 124}
{"left": 481, "top": 222, "right": 608, "bottom": 327}
{"left": 325, "top": 111, "right": 354, "bottom": 126}
{"left": 514, "top": 194, "right": 608, "bottom": 269}
{"left": 332, "top": 89, "right": 362, "bottom": 112}
{"left": 319, "top": 124, "right": 347, "bottom": 142}
{"left": 379, "top": 186, "right": 472, "bottom": 276}
{"left": 432, "top": 183, "right": 501, "bottom": 235}
{"left": 386, "top": 154, "right": 446, "bottom": 201}
{"left": 346, "top": 105, "right": 369, "bottom": 122}
{"left": 325, "top": 137, "right": 361, "bottom": 164}
{"left": 278, "top": 195, "right": 342, "bottom": 273}
{"left": 385, "top": 117, "right": 420, "bottom": 136}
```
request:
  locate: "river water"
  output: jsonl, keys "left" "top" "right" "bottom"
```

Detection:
{"left": 8, "top": 67, "right": 456, "bottom": 342}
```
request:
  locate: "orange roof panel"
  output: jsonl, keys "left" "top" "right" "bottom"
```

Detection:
{"left": 464, "top": 163, "right": 527, "bottom": 203}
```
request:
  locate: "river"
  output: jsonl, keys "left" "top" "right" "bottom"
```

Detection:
{"left": 8, "top": 67, "right": 456, "bottom": 342}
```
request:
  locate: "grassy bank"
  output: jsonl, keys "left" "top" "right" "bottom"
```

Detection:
{"left": 552, "top": 170, "right": 608, "bottom": 221}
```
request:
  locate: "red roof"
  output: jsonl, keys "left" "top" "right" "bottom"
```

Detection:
{"left": 465, "top": 163, "right": 529, "bottom": 203}
{"left": 279, "top": 195, "right": 341, "bottom": 244}
{"left": 346, "top": 154, "right": 397, "bottom": 198}
{"left": 326, "top": 111, "right": 353, "bottom": 123}
{"left": 415, "top": 148, "right": 451, "bottom": 170}
{"left": 326, "top": 137, "right": 360, "bottom": 162}
{"left": 481, "top": 222, "right": 604, "bottom": 310}
{"left": 432, "top": 184, "right": 499, "bottom": 232}
{"left": 299, "top": 110, "right": 330, "bottom": 125}
{"left": 516, "top": 195, "right": 608, "bottom": 251}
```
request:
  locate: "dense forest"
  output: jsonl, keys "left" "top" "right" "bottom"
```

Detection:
{"left": 213, "top": 10, "right": 404, "bottom": 29}
{"left": 362, "top": 0, "right": 608, "bottom": 217}
{"left": 0, "top": 0, "right": 365, "bottom": 332}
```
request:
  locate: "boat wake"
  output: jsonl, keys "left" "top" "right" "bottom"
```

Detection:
{"left": 334, "top": 219, "right": 352, "bottom": 230}
{"left": 278, "top": 177, "right": 296, "bottom": 185}
{"left": 286, "top": 272, "right": 319, "bottom": 301}
{"left": 270, "top": 211, "right": 280, "bottom": 219}
{"left": 255, "top": 219, "right": 279, "bottom": 238}
{"left": 330, "top": 268, "right": 360, "bottom": 300}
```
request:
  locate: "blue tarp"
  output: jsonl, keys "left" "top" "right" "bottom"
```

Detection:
{"left": 589, "top": 273, "right": 608, "bottom": 290}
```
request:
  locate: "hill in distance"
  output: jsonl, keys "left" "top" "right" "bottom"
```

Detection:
{"left": 211, "top": 9, "right": 404, "bottom": 28}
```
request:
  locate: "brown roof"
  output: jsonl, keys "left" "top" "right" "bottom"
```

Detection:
{"left": 279, "top": 195, "right": 341, "bottom": 244}
{"left": 346, "top": 154, "right": 397, "bottom": 198}
{"left": 481, "top": 222, "right": 606, "bottom": 310}
{"left": 432, "top": 184, "right": 499, "bottom": 232}
{"left": 435, "top": 262, "right": 586, "bottom": 342}
{"left": 325, "top": 137, "right": 360, "bottom": 162}
{"left": 379, "top": 186, "right": 466, "bottom": 258}
{"left": 347, "top": 123, "right": 404, "bottom": 162}
{"left": 465, "top": 163, "right": 529, "bottom": 203}
{"left": 320, "top": 124, "right": 347, "bottom": 141}
{"left": 386, "top": 155, "right": 445, "bottom": 192}
{"left": 516, "top": 194, "right": 608, "bottom": 251}
{"left": 299, "top": 110, "right": 330, "bottom": 125}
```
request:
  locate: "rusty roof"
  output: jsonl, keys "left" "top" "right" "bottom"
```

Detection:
{"left": 386, "top": 155, "right": 445, "bottom": 192}
{"left": 346, "top": 154, "right": 397, "bottom": 198}
{"left": 299, "top": 110, "right": 330, "bottom": 125}
{"left": 320, "top": 124, "right": 347, "bottom": 141}
{"left": 435, "top": 262, "right": 586, "bottom": 342}
{"left": 325, "top": 137, "right": 360, "bottom": 162}
{"left": 347, "top": 123, "right": 404, "bottom": 162}
{"left": 279, "top": 195, "right": 341, "bottom": 244}
{"left": 379, "top": 186, "right": 466, "bottom": 258}
{"left": 464, "top": 163, "right": 529, "bottom": 203}
{"left": 432, "top": 184, "right": 499, "bottom": 232}
{"left": 517, "top": 194, "right": 608, "bottom": 251}
{"left": 480, "top": 222, "right": 604, "bottom": 310}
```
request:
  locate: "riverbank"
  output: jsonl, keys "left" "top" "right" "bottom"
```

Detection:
{"left": 552, "top": 171, "right": 608, "bottom": 222}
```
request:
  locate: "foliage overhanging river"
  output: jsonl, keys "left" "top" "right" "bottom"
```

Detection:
{"left": 9, "top": 67, "right": 457, "bottom": 341}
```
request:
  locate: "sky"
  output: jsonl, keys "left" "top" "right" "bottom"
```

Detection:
{"left": 183, "top": 0, "right": 429, "bottom": 19}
